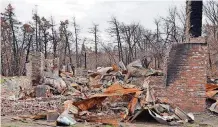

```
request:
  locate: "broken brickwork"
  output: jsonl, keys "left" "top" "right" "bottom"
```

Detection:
{"left": 29, "top": 52, "right": 45, "bottom": 82}
{"left": 25, "top": 61, "right": 32, "bottom": 79}
{"left": 44, "top": 58, "right": 60, "bottom": 77}
{"left": 151, "top": 38, "right": 207, "bottom": 112}
{"left": 26, "top": 52, "right": 60, "bottom": 82}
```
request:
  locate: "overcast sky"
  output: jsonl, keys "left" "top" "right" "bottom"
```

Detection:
{"left": 1, "top": 0, "right": 186, "bottom": 44}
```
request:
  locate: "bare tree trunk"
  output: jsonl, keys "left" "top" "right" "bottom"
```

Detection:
{"left": 73, "top": 17, "right": 79, "bottom": 67}
{"left": 89, "top": 24, "right": 99, "bottom": 68}
{"left": 114, "top": 19, "right": 122, "bottom": 61}
{"left": 43, "top": 30, "right": 48, "bottom": 59}
{"left": 84, "top": 52, "right": 87, "bottom": 69}
{"left": 51, "top": 17, "right": 57, "bottom": 58}
{"left": 39, "top": 26, "right": 42, "bottom": 52}
{"left": 125, "top": 48, "right": 128, "bottom": 65}
{"left": 64, "top": 42, "right": 67, "bottom": 65}
{"left": 67, "top": 39, "right": 72, "bottom": 65}
{"left": 35, "top": 15, "right": 38, "bottom": 51}
{"left": 61, "top": 24, "right": 69, "bottom": 65}
{"left": 9, "top": 12, "right": 19, "bottom": 75}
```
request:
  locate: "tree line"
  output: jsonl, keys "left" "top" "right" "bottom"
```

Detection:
{"left": 1, "top": 1, "right": 218, "bottom": 76}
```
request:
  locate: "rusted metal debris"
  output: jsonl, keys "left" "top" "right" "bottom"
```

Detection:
{"left": 7, "top": 60, "right": 195, "bottom": 126}
{"left": 16, "top": 82, "right": 193, "bottom": 126}
{"left": 205, "top": 83, "right": 218, "bottom": 113}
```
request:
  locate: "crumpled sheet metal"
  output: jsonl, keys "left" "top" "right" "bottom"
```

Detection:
{"left": 73, "top": 82, "right": 141, "bottom": 111}
{"left": 57, "top": 110, "right": 77, "bottom": 125}
{"left": 174, "top": 107, "right": 194, "bottom": 122}
{"left": 205, "top": 84, "right": 218, "bottom": 92}
{"left": 73, "top": 97, "right": 106, "bottom": 111}
{"left": 129, "top": 103, "right": 194, "bottom": 125}
{"left": 112, "top": 64, "right": 119, "bottom": 72}
{"left": 71, "top": 78, "right": 195, "bottom": 126}
{"left": 64, "top": 100, "right": 79, "bottom": 114}
{"left": 92, "top": 89, "right": 140, "bottom": 98}
{"left": 92, "top": 82, "right": 140, "bottom": 97}
{"left": 204, "top": 83, "right": 218, "bottom": 113}
{"left": 97, "top": 67, "right": 113, "bottom": 75}
{"left": 147, "top": 106, "right": 194, "bottom": 125}
{"left": 205, "top": 83, "right": 218, "bottom": 100}
{"left": 209, "top": 101, "right": 218, "bottom": 113}
{"left": 128, "top": 91, "right": 142, "bottom": 114}
{"left": 148, "top": 109, "right": 169, "bottom": 125}
{"left": 206, "top": 90, "right": 218, "bottom": 98}
{"left": 104, "top": 82, "right": 125, "bottom": 92}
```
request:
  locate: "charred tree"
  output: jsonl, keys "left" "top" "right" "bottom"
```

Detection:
{"left": 89, "top": 24, "right": 100, "bottom": 68}
{"left": 73, "top": 17, "right": 80, "bottom": 67}
{"left": 108, "top": 17, "right": 123, "bottom": 62}
{"left": 51, "top": 16, "right": 58, "bottom": 58}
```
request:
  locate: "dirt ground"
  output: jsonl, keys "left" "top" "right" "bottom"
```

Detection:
{"left": 1, "top": 112, "right": 218, "bottom": 127}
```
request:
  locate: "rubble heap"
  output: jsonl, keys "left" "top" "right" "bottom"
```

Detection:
{"left": 2, "top": 59, "right": 196, "bottom": 126}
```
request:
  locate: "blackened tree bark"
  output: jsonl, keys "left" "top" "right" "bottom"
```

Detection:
{"left": 32, "top": 6, "right": 40, "bottom": 51}
{"left": 107, "top": 17, "right": 123, "bottom": 62}
{"left": 89, "top": 24, "right": 99, "bottom": 68}
{"left": 26, "top": 35, "right": 33, "bottom": 62}
{"left": 1, "top": 4, "right": 20, "bottom": 75}
{"left": 60, "top": 20, "right": 72, "bottom": 65}
{"left": 40, "top": 17, "right": 51, "bottom": 59}
{"left": 120, "top": 23, "right": 139, "bottom": 64}
{"left": 51, "top": 16, "right": 58, "bottom": 58}
{"left": 81, "top": 38, "right": 87, "bottom": 69}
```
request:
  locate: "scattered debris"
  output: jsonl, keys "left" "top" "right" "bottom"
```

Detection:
{"left": 174, "top": 107, "right": 194, "bottom": 122}
{"left": 4, "top": 60, "right": 197, "bottom": 126}
{"left": 35, "top": 85, "right": 51, "bottom": 97}
{"left": 46, "top": 110, "right": 59, "bottom": 122}
{"left": 61, "top": 80, "right": 194, "bottom": 126}
{"left": 57, "top": 110, "right": 77, "bottom": 126}
{"left": 209, "top": 102, "right": 218, "bottom": 113}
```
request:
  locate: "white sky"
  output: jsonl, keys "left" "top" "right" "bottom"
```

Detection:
{"left": 1, "top": 0, "right": 186, "bottom": 44}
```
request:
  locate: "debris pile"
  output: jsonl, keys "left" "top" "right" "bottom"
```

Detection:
{"left": 10, "top": 59, "right": 196, "bottom": 126}
{"left": 11, "top": 80, "right": 194, "bottom": 126}
{"left": 59, "top": 81, "right": 194, "bottom": 126}
{"left": 205, "top": 83, "right": 218, "bottom": 113}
